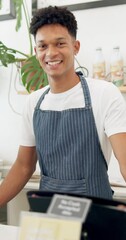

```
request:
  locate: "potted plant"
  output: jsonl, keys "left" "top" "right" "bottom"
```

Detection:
{"left": 0, "top": 0, "right": 48, "bottom": 93}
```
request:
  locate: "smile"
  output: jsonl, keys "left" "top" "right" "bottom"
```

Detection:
{"left": 46, "top": 60, "right": 62, "bottom": 66}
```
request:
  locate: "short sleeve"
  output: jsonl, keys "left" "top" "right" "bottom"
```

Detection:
{"left": 20, "top": 95, "right": 36, "bottom": 146}
{"left": 104, "top": 85, "right": 126, "bottom": 137}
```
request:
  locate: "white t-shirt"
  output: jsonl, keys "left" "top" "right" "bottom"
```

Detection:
{"left": 20, "top": 77, "right": 126, "bottom": 165}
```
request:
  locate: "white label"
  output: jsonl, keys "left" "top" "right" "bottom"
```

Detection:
{"left": 47, "top": 194, "right": 92, "bottom": 223}
{"left": 110, "top": 61, "right": 124, "bottom": 86}
{"left": 93, "top": 62, "right": 106, "bottom": 79}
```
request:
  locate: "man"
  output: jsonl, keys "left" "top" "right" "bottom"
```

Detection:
{"left": 0, "top": 6, "right": 126, "bottom": 206}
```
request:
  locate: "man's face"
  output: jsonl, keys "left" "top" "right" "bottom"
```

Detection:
{"left": 35, "top": 24, "right": 80, "bottom": 79}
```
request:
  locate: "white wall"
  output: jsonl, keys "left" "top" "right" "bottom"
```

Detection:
{"left": 0, "top": 1, "right": 32, "bottom": 164}
{"left": 74, "top": 4, "right": 126, "bottom": 75}
{"left": 0, "top": 1, "right": 126, "bottom": 183}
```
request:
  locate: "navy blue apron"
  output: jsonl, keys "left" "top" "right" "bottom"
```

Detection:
{"left": 33, "top": 72, "right": 112, "bottom": 199}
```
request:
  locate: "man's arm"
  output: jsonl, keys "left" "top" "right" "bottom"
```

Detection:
{"left": 109, "top": 133, "right": 126, "bottom": 181}
{"left": 0, "top": 145, "right": 37, "bottom": 207}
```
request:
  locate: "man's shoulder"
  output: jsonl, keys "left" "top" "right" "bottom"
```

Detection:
{"left": 86, "top": 77, "right": 120, "bottom": 94}
{"left": 29, "top": 85, "right": 49, "bottom": 99}
{"left": 25, "top": 85, "right": 50, "bottom": 110}
{"left": 85, "top": 77, "right": 123, "bottom": 108}
{"left": 86, "top": 77, "right": 112, "bottom": 87}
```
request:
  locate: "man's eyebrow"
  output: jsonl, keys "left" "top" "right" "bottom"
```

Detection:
{"left": 36, "top": 40, "right": 44, "bottom": 43}
{"left": 36, "top": 37, "right": 66, "bottom": 43}
{"left": 56, "top": 37, "right": 66, "bottom": 40}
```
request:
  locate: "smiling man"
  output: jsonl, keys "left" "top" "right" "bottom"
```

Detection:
{"left": 0, "top": 6, "right": 126, "bottom": 206}
{"left": 34, "top": 15, "right": 80, "bottom": 92}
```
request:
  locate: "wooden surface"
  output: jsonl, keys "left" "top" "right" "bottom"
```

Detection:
{"left": 118, "top": 86, "right": 126, "bottom": 93}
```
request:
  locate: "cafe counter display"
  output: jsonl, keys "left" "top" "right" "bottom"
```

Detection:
{"left": 0, "top": 178, "right": 125, "bottom": 226}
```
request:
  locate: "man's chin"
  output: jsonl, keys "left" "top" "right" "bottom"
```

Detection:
{"left": 46, "top": 71, "right": 62, "bottom": 78}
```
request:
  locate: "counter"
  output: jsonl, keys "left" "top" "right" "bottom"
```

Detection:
{"left": 0, "top": 178, "right": 126, "bottom": 226}
{"left": 0, "top": 224, "right": 18, "bottom": 240}
{"left": 7, "top": 180, "right": 39, "bottom": 226}
{"left": 112, "top": 186, "right": 126, "bottom": 202}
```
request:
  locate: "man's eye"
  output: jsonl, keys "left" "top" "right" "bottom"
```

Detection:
{"left": 37, "top": 44, "right": 47, "bottom": 50}
{"left": 57, "top": 42, "right": 65, "bottom": 47}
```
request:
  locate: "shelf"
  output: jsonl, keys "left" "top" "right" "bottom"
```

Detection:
{"left": 118, "top": 86, "right": 126, "bottom": 93}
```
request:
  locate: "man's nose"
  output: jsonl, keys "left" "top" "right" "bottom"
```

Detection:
{"left": 46, "top": 46, "right": 58, "bottom": 57}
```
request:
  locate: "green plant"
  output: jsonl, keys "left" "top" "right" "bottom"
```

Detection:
{"left": 0, "top": 0, "right": 48, "bottom": 92}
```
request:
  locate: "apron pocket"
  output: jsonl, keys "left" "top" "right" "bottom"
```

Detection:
{"left": 40, "top": 175, "right": 87, "bottom": 195}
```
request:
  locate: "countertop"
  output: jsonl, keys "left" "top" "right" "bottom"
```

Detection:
{"left": 0, "top": 224, "right": 19, "bottom": 240}
{"left": 1, "top": 178, "right": 126, "bottom": 201}
{"left": 24, "top": 180, "right": 126, "bottom": 201}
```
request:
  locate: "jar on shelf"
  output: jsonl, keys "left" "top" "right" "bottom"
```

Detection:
{"left": 110, "top": 46, "right": 124, "bottom": 87}
{"left": 93, "top": 47, "right": 106, "bottom": 80}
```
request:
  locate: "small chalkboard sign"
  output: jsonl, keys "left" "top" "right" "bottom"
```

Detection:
{"left": 47, "top": 194, "right": 92, "bottom": 222}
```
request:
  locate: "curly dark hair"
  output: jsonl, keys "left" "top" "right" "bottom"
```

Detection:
{"left": 30, "top": 6, "right": 78, "bottom": 39}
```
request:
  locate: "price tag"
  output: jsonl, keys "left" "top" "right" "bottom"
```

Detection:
{"left": 47, "top": 194, "right": 92, "bottom": 222}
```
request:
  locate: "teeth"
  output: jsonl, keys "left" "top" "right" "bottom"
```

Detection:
{"left": 48, "top": 61, "right": 61, "bottom": 65}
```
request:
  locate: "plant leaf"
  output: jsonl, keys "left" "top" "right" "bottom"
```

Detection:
{"left": 21, "top": 55, "right": 48, "bottom": 92}
{"left": 0, "top": 41, "right": 27, "bottom": 66}
{"left": 12, "top": 0, "right": 23, "bottom": 31}
{"left": 0, "top": 41, "right": 17, "bottom": 66}
{"left": 0, "top": 0, "right": 2, "bottom": 9}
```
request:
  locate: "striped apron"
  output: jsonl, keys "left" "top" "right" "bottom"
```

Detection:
{"left": 33, "top": 72, "right": 112, "bottom": 199}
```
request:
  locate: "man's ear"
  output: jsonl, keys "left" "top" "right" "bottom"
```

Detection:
{"left": 34, "top": 46, "right": 36, "bottom": 53}
{"left": 34, "top": 46, "right": 38, "bottom": 60}
{"left": 74, "top": 40, "right": 80, "bottom": 55}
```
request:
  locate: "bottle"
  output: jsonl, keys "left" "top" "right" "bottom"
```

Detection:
{"left": 110, "top": 46, "right": 124, "bottom": 87}
{"left": 93, "top": 47, "right": 106, "bottom": 80}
